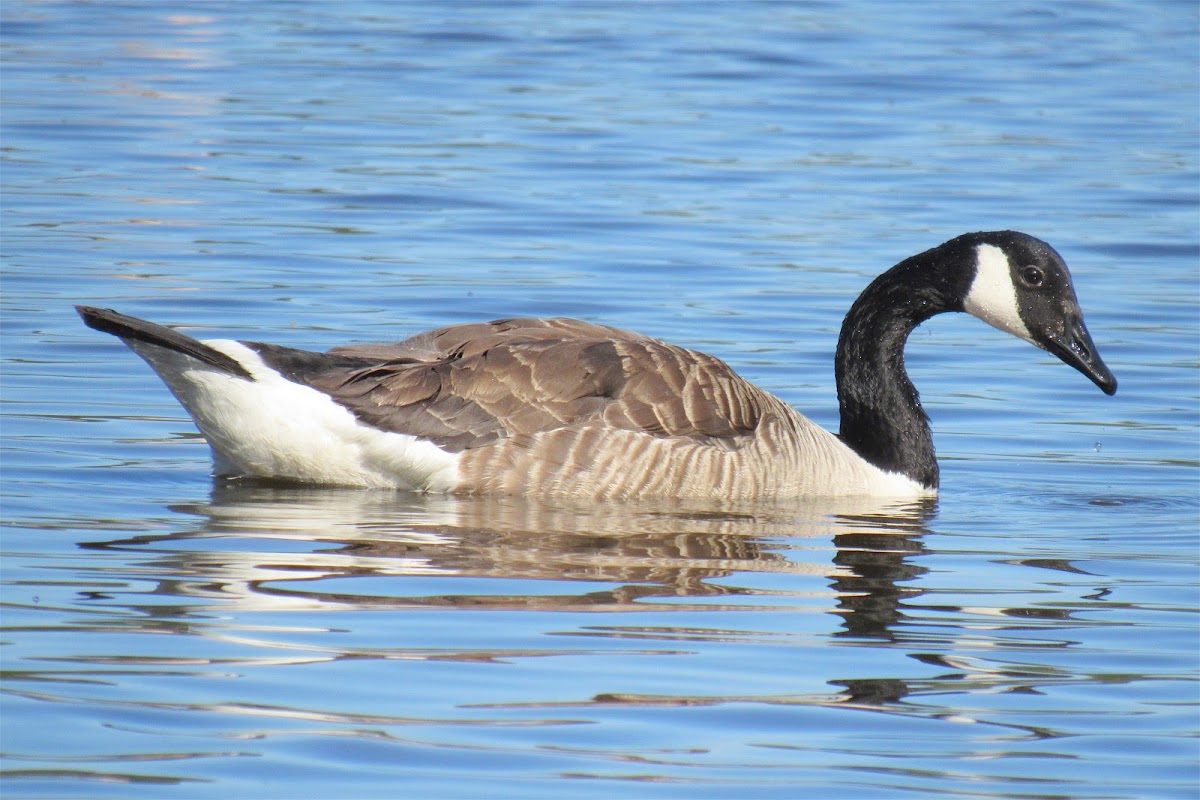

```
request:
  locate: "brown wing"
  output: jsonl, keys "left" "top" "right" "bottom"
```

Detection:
{"left": 328, "top": 317, "right": 656, "bottom": 361}
{"left": 297, "top": 319, "right": 768, "bottom": 453}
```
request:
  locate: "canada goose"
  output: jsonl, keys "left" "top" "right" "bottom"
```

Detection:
{"left": 77, "top": 230, "right": 1116, "bottom": 500}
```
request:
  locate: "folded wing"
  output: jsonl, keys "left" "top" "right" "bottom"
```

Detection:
{"left": 251, "top": 318, "right": 771, "bottom": 454}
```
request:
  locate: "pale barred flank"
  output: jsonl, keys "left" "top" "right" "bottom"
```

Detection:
{"left": 459, "top": 400, "right": 923, "bottom": 500}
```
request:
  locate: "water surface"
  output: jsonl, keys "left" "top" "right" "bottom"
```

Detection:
{"left": 3, "top": 2, "right": 1197, "bottom": 798}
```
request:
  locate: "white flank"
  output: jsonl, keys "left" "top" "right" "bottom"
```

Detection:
{"left": 962, "top": 242, "right": 1035, "bottom": 344}
{"left": 125, "top": 338, "right": 461, "bottom": 491}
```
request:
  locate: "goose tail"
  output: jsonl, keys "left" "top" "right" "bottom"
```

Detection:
{"left": 75, "top": 305, "right": 255, "bottom": 381}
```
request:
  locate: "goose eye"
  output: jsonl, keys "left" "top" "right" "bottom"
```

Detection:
{"left": 1020, "top": 266, "right": 1044, "bottom": 287}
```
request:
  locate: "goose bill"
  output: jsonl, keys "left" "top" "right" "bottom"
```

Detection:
{"left": 1041, "top": 316, "right": 1117, "bottom": 395}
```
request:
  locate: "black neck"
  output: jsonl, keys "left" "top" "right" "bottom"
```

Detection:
{"left": 834, "top": 246, "right": 970, "bottom": 489}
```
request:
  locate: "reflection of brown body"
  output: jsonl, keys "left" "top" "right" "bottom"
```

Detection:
{"left": 89, "top": 487, "right": 932, "bottom": 633}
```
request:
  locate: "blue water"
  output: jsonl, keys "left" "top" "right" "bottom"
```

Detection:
{"left": 3, "top": 2, "right": 1198, "bottom": 798}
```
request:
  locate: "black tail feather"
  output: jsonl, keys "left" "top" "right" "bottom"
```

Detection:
{"left": 75, "top": 305, "right": 255, "bottom": 381}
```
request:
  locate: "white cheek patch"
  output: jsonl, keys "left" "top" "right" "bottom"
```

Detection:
{"left": 962, "top": 243, "right": 1035, "bottom": 344}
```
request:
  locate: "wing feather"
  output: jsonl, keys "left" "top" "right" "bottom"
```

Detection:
{"left": 272, "top": 319, "right": 770, "bottom": 453}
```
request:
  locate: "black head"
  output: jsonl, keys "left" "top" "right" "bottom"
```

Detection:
{"left": 950, "top": 230, "right": 1117, "bottom": 395}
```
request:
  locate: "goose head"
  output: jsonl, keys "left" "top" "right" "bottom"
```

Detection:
{"left": 958, "top": 230, "right": 1117, "bottom": 395}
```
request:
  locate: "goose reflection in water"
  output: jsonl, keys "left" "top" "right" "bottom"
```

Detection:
{"left": 76, "top": 490, "right": 1095, "bottom": 737}
{"left": 83, "top": 486, "right": 932, "bottom": 641}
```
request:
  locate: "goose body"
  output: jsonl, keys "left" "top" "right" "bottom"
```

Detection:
{"left": 78, "top": 230, "right": 1116, "bottom": 500}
